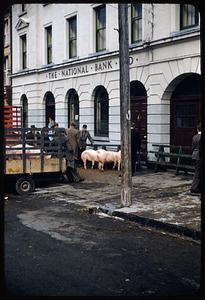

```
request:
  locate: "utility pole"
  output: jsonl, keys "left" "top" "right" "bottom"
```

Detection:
{"left": 118, "top": 3, "right": 132, "bottom": 207}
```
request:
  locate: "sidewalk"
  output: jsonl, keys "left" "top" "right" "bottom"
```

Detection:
{"left": 35, "top": 167, "right": 201, "bottom": 240}
{"left": 77, "top": 168, "right": 201, "bottom": 240}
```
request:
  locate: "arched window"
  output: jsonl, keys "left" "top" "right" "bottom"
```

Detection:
{"left": 44, "top": 91, "right": 55, "bottom": 126}
{"left": 21, "top": 94, "right": 28, "bottom": 128}
{"left": 94, "top": 85, "right": 109, "bottom": 137}
{"left": 66, "top": 89, "right": 79, "bottom": 129}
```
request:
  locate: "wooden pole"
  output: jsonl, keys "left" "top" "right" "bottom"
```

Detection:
{"left": 118, "top": 3, "right": 132, "bottom": 207}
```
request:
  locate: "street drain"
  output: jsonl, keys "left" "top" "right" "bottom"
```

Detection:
{"left": 88, "top": 207, "right": 99, "bottom": 214}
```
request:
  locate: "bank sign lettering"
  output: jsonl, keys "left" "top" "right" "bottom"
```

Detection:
{"left": 46, "top": 56, "right": 137, "bottom": 80}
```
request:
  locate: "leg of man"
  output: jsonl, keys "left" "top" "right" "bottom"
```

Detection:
{"left": 79, "top": 146, "right": 86, "bottom": 167}
{"left": 191, "top": 159, "right": 201, "bottom": 193}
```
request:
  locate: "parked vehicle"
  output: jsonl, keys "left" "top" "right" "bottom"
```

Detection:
{"left": 4, "top": 126, "right": 76, "bottom": 195}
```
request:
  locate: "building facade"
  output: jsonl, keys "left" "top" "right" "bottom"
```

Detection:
{"left": 11, "top": 3, "right": 201, "bottom": 157}
{"left": 4, "top": 6, "right": 12, "bottom": 104}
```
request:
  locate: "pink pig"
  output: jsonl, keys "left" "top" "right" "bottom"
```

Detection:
{"left": 97, "top": 149, "right": 121, "bottom": 171}
{"left": 81, "top": 149, "right": 99, "bottom": 169}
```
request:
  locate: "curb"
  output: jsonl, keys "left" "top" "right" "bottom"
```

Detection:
{"left": 98, "top": 207, "right": 201, "bottom": 241}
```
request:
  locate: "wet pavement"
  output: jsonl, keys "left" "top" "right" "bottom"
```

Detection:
{"left": 4, "top": 167, "right": 202, "bottom": 296}
{"left": 30, "top": 167, "right": 201, "bottom": 238}
{"left": 4, "top": 188, "right": 201, "bottom": 296}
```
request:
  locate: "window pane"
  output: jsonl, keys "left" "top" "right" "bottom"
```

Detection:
{"left": 131, "top": 4, "right": 142, "bottom": 43}
{"left": 181, "top": 4, "right": 199, "bottom": 29}
{"left": 22, "top": 35, "right": 26, "bottom": 51}
{"left": 96, "top": 6, "right": 106, "bottom": 29}
{"left": 94, "top": 87, "right": 109, "bottom": 136}
{"left": 176, "top": 104, "right": 197, "bottom": 128}
{"left": 22, "top": 98, "right": 28, "bottom": 128}
{"left": 132, "top": 3, "right": 142, "bottom": 18}
{"left": 70, "top": 40, "right": 76, "bottom": 58}
{"left": 48, "top": 47, "right": 52, "bottom": 64}
{"left": 96, "top": 5, "right": 106, "bottom": 52}
{"left": 69, "top": 17, "right": 77, "bottom": 39}
{"left": 21, "top": 35, "right": 27, "bottom": 69}
{"left": 47, "top": 27, "right": 52, "bottom": 45}
{"left": 69, "top": 17, "right": 77, "bottom": 58}
{"left": 46, "top": 26, "right": 52, "bottom": 63}
{"left": 97, "top": 28, "right": 106, "bottom": 51}
{"left": 132, "top": 19, "right": 142, "bottom": 42}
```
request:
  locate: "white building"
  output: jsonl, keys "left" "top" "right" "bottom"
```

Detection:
{"left": 11, "top": 3, "right": 201, "bottom": 159}
{"left": 4, "top": 7, "right": 12, "bottom": 104}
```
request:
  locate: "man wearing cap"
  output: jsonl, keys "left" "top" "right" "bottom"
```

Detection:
{"left": 65, "top": 122, "right": 84, "bottom": 182}
{"left": 26, "top": 125, "right": 38, "bottom": 146}
{"left": 65, "top": 122, "right": 80, "bottom": 161}
{"left": 78, "top": 124, "right": 94, "bottom": 166}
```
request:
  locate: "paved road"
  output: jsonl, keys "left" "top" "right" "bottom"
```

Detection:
{"left": 4, "top": 189, "right": 201, "bottom": 296}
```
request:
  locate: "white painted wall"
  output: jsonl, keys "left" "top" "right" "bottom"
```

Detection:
{"left": 11, "top": 3, "right": 201, "bottom": 152}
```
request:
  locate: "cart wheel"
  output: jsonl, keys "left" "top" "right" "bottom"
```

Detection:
{"left": 15, "top": 177, "right": 35, "bottom": 195}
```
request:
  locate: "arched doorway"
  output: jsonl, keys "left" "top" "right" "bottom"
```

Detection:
{"left": 93, "top": 85, "right": 109, "bottom": 137}
{"left": 44, "top": 91, "right": 55, "bottom": 127}
{"left": 66, "top": 89, "right": 79, "bottom": 129}
{"left": 170, "top": 74, "right": 201, "bottom": 147}
{"left": 21, "top": 94, "right": 28, "bottom": 128}
{"left": 130, "top": 80, "right": 147, "bottom": 154}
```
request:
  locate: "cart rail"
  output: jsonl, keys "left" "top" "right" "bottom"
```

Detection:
{"left": 4, "top": 127, "right": 71, "bottom": 175}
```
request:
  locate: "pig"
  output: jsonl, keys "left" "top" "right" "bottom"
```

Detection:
{"left": 81, "top": 149, "right": 99, "bottom": 169}
{"left": 97, "top": 149, "right": 121, "bottom": 171}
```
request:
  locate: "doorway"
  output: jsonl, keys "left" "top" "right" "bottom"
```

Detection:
{"left": 130, "top": 80, "right": 147, "bottom": 159}
{"left": 66, "top": 89, "right": 79, "bottom": 129}
{"left": 44, "top": 91, "right": 55, "bottom": 127}
{"left": 170, "top": 74, "right": 201, "bottom": 148}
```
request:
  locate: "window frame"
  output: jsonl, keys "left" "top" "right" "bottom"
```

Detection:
{"left": 95, "top": 5, "right": 106, "bottom": 52}
{"left": 46, "top": 25, "right": 52, "bottom": 64}
{"left": 131, "top": 3, "right": 142, "bottom": 44}
{"left": 94, "top": 86, "right": 109, "bottom": 137}
{"left": 21, "top": 95, "right": 28, "bottom": 128}
{"left": 68, "top": 16, "right": 77, "bottom": 59}
{"left": 4, "top": 56, "right": 9, "bottom": 85}
{"left": 180, "top": 4, "right": 199, "bottom": 30}
{"left": 20, "top": 34, "right": 27, "bottom": 69}
{"left": 4, "top": 19, "right": 9, "bottom": 47}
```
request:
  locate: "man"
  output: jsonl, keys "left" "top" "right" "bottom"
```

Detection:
{"left": 48, "top": 116, "right": 55, "bottom": 128}
{"left": 49, "top": 124, "right": 74, "bottom": 167}
{"left": 131, "top": 122, "right": 141, "bottom": 176}
{"left": 26, "top": 125, "right": 38, "bottom": 146}
{"left": 65, "top": 122, "right": 80, "bottom": 160}
{"left": 65, "top": 122, "right": 84, "bottom": 182}
{"left": 190, "top": 122, "right": 201, "bottom": 194}
{"left": 79, "top": 124, "right": 94, "bottom": 166}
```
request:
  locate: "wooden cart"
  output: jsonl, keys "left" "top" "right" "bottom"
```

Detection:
{"left": 4, "top": 127, "right": 73, "bottom": 195}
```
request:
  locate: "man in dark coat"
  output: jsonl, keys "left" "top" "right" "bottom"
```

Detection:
{"left": 131, "top": 123, "right": 141, "bottom": 175}
{"left": 50, "top": 123, "right": 74, "bottom": 167}
{"left": 65, "top": 122, "right": 80, "bottom": 160}
{"left": 26, "top": 125, "right": 39, "bottom": 146}
{"left": 65, "top": 122, "right": 83, "bottom": 182}
{"left": 190, "top": 122, "right": 201, "bottom": 194}
{"left": 78, "top": 124, "right": 94, "bottom": 166}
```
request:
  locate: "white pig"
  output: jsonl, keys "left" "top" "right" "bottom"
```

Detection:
{"left": 97, "top": 149, "right": 121, "bottom": 171}
{"left": 81, "top": 149, "right": 99, "bottom": 169}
